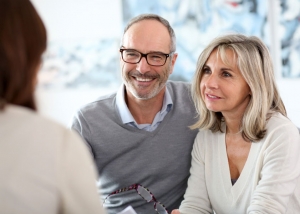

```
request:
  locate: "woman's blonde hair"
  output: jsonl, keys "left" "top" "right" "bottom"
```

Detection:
{"left": 191, "top": 34, "right": 286, "bottom": 142}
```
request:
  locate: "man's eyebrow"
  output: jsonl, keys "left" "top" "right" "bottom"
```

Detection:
{"left": 147, "top": 51, "right": 167, "bottom": 54}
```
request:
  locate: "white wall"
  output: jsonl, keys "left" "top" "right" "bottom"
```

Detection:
{"left": 32, "top": 0, "right": 300, "bottom": 128}
{"left": 32, "top": 0, "right": 122, "bottom": 126}
{"left": 32, "top": 0, "right": 123, "bottom": 41}
{"left": 277, "top": 80, "right": 300, "bottom": 127}
{"left": 35, "top": 87, "right": 118, "bottom": 127}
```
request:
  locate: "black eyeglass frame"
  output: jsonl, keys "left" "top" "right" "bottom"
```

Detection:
{"left": 120, "top": 48, "right": 174, "bottom": 66}
{"left": 103, "top": 183, "right": 169, "bottom": 214}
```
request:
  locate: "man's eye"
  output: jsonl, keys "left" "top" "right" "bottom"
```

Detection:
{"left": 149, "top": 54, "right": 164, "bottom": 60}
{"left": 125, "top": 52, "right": 139, "bottom": 57}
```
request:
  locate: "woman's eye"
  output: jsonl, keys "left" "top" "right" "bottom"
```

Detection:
{"left": 222, "top": 72, "right": 232, "bottom": 77}
{"left": 203, "top": 68, "right": 211, "bottom": 74}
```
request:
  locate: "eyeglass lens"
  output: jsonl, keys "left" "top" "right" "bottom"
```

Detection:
{"left": 137, "top": 186, "right": 152, "bottom": 201}
{"left": 137, "top": 186, "right": 168, "bottom": 214}
{"left": 156, "top": 203, "right": 168, "bottom": 214}
{"left": 122, "top": 49, "right": 167, "bottom": 66}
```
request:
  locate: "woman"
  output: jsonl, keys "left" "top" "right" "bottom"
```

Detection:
{"left": 0, "top": 1, "right": 106, "bottom": 214}
{"left": 172, "top": 34, "right": 300, "bottom": 213}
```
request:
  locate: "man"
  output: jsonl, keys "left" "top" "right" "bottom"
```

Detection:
{"left": 71, "top": 14, "right": 198, "bottom": 214}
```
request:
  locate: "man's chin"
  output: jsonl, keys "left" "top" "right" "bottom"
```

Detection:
{"left": 126, "top": 82, "right": 166, "bottom": 100}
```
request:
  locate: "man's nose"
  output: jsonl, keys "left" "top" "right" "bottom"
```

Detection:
{"left": 136, "top": 56, "right": 151, "bottom": 74}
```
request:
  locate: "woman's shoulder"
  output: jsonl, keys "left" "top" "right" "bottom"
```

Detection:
{"left": 267, "top": 112, "right": 299, "bottom": 135}
{"left": 1, "top": 105, "right": 75, "bottom": 144}
{"left": 262, "top": 112, "right": 300, "bottom": 150}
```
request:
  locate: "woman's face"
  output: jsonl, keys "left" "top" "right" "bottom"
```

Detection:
{"left": 200, "top": 49, "right": 251, "bottom": 118}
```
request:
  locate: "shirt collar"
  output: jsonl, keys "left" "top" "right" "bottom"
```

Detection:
{"left": 160, "top": 86, "right": 173, "bottom": 115}
{"left": 116, "top": 84, "right": 135, "bottom": 124}
{"left": 116, "top": 84, "right": 173, "bottom": 124}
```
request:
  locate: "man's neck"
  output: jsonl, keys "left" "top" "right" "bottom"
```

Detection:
{"left": 125, "top": 88, "right": 165, "bottom": 124}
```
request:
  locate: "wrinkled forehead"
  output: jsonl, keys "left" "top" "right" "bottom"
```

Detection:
{"left": 122, "top": 20, "right": 171, "bottom": 53}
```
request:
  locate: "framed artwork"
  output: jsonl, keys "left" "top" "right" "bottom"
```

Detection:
{"left": 122, "top": 0, "right": 268, "bottom": 82}
{"left": 38, "top": 0, "right": 299, "bottom": 90}
{"left": 38, "top": 39, "right": 120, "bottom": 89}
{"left": 280, "top": 0, "right": 300, "bottom": 78}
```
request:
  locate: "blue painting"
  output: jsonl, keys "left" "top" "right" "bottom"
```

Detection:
{"left": 280, "top": 0, "right": 300, "bottom": 78}
{"left": 122, "top": 0, "right": 268, "bottom": 82}
{"left": 38, "top": 0, "right": 299, "bottom": 89}
{"left": 38, "top": 39, "right": 120, "bottom": 89}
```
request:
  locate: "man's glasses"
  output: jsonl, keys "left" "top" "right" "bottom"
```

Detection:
{"left": 120, "top": 48, "right": 173, "bottom": 66}
{"left": 103, "top": 183, "right": 168, "bottom": 214}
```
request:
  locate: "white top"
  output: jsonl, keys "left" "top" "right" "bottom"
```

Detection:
{"left": 0, "top": 105, "right": 106, "bottom": 214}
{"left": 179, "top": 112, "right": 300, "bottom": 214}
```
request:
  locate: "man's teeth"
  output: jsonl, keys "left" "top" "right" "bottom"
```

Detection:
{"left": 136, "top": 77, "right": 152, "bottom": 82}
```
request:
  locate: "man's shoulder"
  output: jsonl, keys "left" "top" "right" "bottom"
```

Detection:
{"left": 166, "top": 80, "right": 192, "bottom": 101}
{"left": 78, "top": 92, "right": 117, "bottom": 114}
{"left": 166, "top": 80, "right": 191, "bottom": 88}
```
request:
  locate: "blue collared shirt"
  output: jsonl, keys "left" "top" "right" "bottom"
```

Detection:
{"left": 116, "top": 84, "right": 173, "bottom": 132}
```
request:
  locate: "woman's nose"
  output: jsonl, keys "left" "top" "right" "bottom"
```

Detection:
{"left": 204, "top": 73, "right": 219, "bottom": 89}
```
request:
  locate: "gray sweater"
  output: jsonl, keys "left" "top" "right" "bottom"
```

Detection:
{"left": 72, "top": 81, "right": 199, "bottom": 214}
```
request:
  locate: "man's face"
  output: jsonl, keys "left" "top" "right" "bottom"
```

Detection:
{"left": 120, "top": 20, "right": 177, "bottom": 100}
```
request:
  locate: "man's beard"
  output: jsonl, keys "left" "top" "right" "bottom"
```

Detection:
{"left": 122, "top": 66, "right": 170, "bottom": 100}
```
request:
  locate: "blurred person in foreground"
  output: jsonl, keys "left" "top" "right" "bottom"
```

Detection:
{"left": 172, "top": 34, "right": 300, "bottom": 214}
{"left": 71, "top": 14, "right": 199, "bottom": 214}
{"left": 0, "top": 0, "right": 106, "bottom": 214}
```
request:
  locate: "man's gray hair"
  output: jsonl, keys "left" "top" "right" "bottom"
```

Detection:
{"left": 122, "top": 14, "right": 176, "bottom": 52}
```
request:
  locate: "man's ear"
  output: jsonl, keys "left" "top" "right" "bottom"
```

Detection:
{"left": 169, "top": 53, "right": 178, "bottom": 74}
